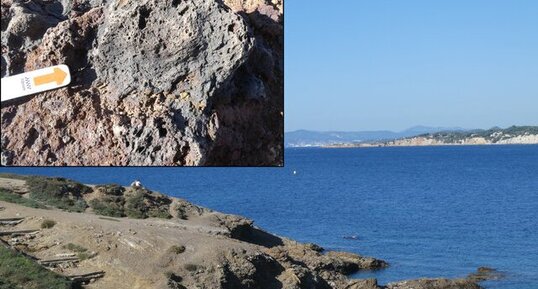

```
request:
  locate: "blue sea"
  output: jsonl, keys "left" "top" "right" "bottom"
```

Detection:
{"left": 2, "top": 145, "right": 537, "bottom": 289}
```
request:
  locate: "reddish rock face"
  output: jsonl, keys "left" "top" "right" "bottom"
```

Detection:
{"left": 1, "top": 0, "right": 283, "bottom": 166}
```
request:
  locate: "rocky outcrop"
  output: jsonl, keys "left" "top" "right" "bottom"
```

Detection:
{"left": 384, "top": 267, "right": 506, "bottom": 289}
{"left": 1, "top": 0, "right": 283, "bottom": 166}
{"left": 173, "top": 197, "right": 212, "bottom": 220}
{"left": 386, "top": 278, "right": 482, "bottom": 289}
{"left": 264, "top": 242, "right": 388, "bottom": 289}
{"left": 467, "top": 267, "right": 505, "bottom": 282}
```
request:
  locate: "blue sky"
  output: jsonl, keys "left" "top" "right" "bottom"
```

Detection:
{"left": 285, "top": 0, "right": 538, "bottom": 132}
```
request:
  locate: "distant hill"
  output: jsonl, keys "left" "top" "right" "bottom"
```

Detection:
{"left": 327, "top": 126, "right": 538, "bottom": 147}
{"left": 285, "top": 126, "right": 467, "bottom": 147}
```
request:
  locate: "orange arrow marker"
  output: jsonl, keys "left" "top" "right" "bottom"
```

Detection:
{"left": 33, "top": 67, "right": 68, "bottom": 86}
{"left": 1, "top": 65, "right": 71, "bottom": 102}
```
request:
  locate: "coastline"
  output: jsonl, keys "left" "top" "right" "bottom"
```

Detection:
{"left": 322, "top": 142, "right": 538, "bottom": 149}
{"left": 0, "top": 174, "right": 499, "bottom": 289}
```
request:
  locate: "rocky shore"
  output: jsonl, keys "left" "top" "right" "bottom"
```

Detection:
{"left": 0, "top": 174, "right": 499, "bottom": 289}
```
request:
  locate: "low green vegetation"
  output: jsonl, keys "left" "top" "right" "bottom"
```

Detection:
{"left": 63, "top": 243, "right": 88, "bottom": 253}
{"left": 0, "top": 246, "right": 73, "bottom": 289}
{"left": 94, "top": 184, "right": 125, "bottom": 196}
{"left": 77, "top": 252, "right": 92, "bottom": 261}
{"left": 63, "top": 243, "right": 92, "bottom": 260}
{"left": 0, "top": 174, "right": 92, "bottom": 212}
{"left": 0, "top": 189, "right": 46, "bottom": 209}
{"left": 40, "top": 219, "right": 56, "bottom": 229}
{"left": 141, "top": 189, "right": 173, "bottom": 219}
{"left": 124, "top": 190, "right": 148, "bottom": 218}
{"left": 168, "top": 245, "right": 186, "bottom": 254}
{"left": 184, "top": 263, "right": 198, "bottom": 272}
{"left": 90, "top": 196, "right": 125, "bottom": 217}
{"left": 89, "top": 188, "right": 171, "bottom": 219}
{"left": 1, "top": 174, "right": 173, "bottom": 220}
{"left": 26, "top": 176, "right": 91, "bottom": 212}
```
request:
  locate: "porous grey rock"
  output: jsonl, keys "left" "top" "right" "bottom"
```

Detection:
{"left": 1, "top": 0, "right": 64, "bottom": 77}
{"left": 94, "top": 0, "right": 254, "bottom": 101}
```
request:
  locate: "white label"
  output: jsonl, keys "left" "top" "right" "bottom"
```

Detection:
{"left": 1, "top": 65, "right": 71, "bottom": 102}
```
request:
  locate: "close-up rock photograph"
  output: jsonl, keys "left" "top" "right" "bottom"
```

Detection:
{"left": 1, "top": 0, "right": 283, "bottom": 166}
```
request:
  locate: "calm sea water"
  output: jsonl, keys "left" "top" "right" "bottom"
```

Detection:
{"left": 2, "top": 145, "right": 537, "bottom": 289}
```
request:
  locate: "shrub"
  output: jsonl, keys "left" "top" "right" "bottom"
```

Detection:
{"left": 91, "top": 188, "right": 172, "bottom": 219}
{"left": 0, "top": 189, "right": 46, "bottom": 209}
{"left": 124, "top": 191, "right": 147, "bottom": 219}
{"left": 61, "top": 243, "right": 94, "bottom": 260}
{"left": 0, "top": 246, "right": 72, "bottom": 289}
{"left": 40, "top": 219, "right": 56, "bottom": 229}
{"left": 148, "top": 208, "right": 172, "bottom": 219}
{"left": 26, "top": 176, "right": 91, "bottom": 212}
{"left": 95, "top": 184, "right": 125, "bottom": 196}
{"left": 168, "top": 245, "right": 186, "bottom": 254}
{"left": 63, "top": 243, "right": 87, "bottom": 253}
{"left": 184, "top": 264, "right": 198, "bottom": 272}
{"left": 77, "top": 252, "right": 92, "bottom": 261}
{"left": 89, "top": 196, "right": 125, "bottom": 217}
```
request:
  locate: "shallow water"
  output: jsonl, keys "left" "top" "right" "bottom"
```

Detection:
{"left": 3, "top": 145, "right": 537, "bottom": 288}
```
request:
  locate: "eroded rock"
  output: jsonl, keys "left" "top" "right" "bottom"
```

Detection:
{"left": 386, "top": 278, "right": 482, "bottom": 289}
{"left": 94, "top": 0, "right": 253, "bottom": 100}
{"left": 0, "top": 0, "right": 283, "bottom": 166}
{"left": 467, "top": 267, "right": 505, "bottom": 282}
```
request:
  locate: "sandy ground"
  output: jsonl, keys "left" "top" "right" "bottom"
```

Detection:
{"left": 0, "top": 177, "right": 28, "bottom": 193}
{"left": 0, "top": 200, "right": 262, "bottom": 289}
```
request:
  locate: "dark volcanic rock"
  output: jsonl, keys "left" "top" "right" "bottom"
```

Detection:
{"left": 0, "top": 0, "right": 283, "bottom": 166}
{"left": 325, "top": 251, "right": 388, "bottom": 274}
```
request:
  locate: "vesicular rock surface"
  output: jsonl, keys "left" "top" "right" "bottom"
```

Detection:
{"left": 0, "top": 0, "right": 283, "bottom": 166}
